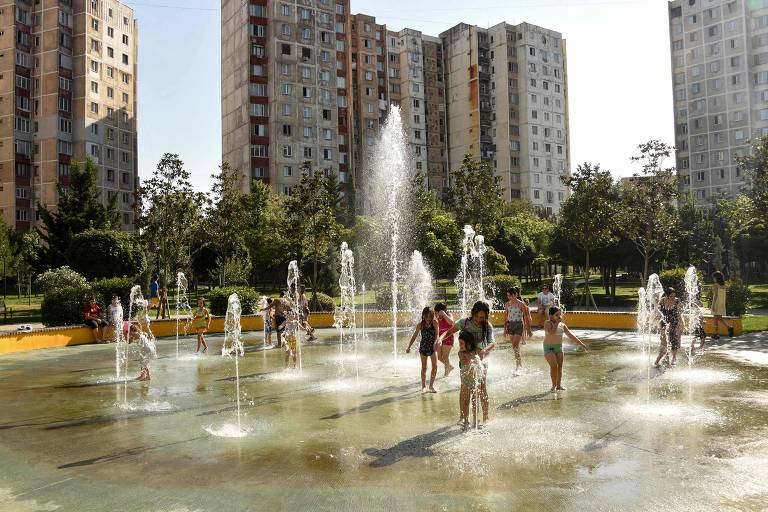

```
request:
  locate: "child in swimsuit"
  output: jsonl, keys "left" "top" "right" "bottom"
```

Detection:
{"left": 193, "top": 297, "right": 211, "bottom": 354}
{"left": 281, "top": 312, "right": 299, "bottom": 369}
{"left": 406, "top": 306, "right": 440, "bottom": 393}
{"left": 504, "top": 286, "right": 532, "bottom": 372}
{"left": 543, "top": 306, "right": 588, "bottom": 393}
{"left": 458, "top": 331, "right": 485, "bottom": 429}
{"left": 434, "top": 303, "right": 456, "bottom": 377}
{"left": 128, "top": 324, "right": 156, "bottom": 381}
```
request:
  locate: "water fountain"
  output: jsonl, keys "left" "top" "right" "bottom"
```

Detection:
{"left": 456, "top": 225, "right": 490, "bottom": 317}
{"left": 553, "top": 273, "right": 565, "bottom": 315}
{"left": 258, "top": 296, "right": 270, "bottom": 350}
{"left": 369, "top": 105, "right": 411, "bottom": 370}
{"left": 287, "top": 260, "right": 302, "bottom": 372}
{"left": 334, "top": 242, "right": 358, "bottom": 379}
{"left": 405, "top": 250, "right": 434, "bottom": 323}
{"left": 637, "top": 274, "right": 664, "bottom": 401}
{"left": 683, "top": 266, "right": 704, "bottom": 368}
{"left": 222, "top": 293, "right": 245, "bottom": 433}
{"left": 111, "top": 297, "right": 125, "bottom": 383}
{"left": 360, "top": 283, "right": 367, "bottom": 343}
{"left": 175, "top": 272, "right": 193, "bottom": 358}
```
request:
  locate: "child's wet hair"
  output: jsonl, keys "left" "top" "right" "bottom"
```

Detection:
{"left": 421, "top": 306, "right": 434, "bottom": 327}
{"left": 459, "top": 331, "right": 476, "bottom": 351}
{"left": 434, "top": 303, "right": 447, "bottom": 312}
{"left": 548, "top": 306, "right": 560, "bottom": 317}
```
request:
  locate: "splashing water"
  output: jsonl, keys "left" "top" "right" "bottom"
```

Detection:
{"left": 258, "top": 296, "right": 270, "bottom": 350}
{"left": 553, "top": 274, "right": 565, "bottom": 316}
{"left": 175, "top": 272, "right": 193, "bottom": 358}
{"left": 360, "top": 283, "right": 367, "bottom": 343}
{"left": 468, "top": 355, "right": 484, "bottom": 430}
{"left": 334, "top": 242, "right": 358, "bottom": 379}
{"left": 219, "top": 293, "right": 245, "bottom": 435}
{"left": 287, "top": 260, "right": 303, "bottom": 372}
{"left": 406, "top": 251, "right": 434, "bottom": 324}
{"left": 456, "top": 225, "right": 491, "bottom": 316}
{"left": 125, "top": 285, "right": 156, "bottom": 403}
{"left": 683, "top": 266, "right": 704, "bottom": 368}
{"left": 111, "top": 298, "right": 124, "bottom": 382}
{"left": 638, "top": 274, "right": 664, "bottom": 402}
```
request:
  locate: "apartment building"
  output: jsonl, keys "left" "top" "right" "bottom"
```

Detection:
{"left": 223, "top": 0, "right": 353, "bottom": 198}
{"left": 441, "top": 22, "right": 570, "bottom": 214}
{"left": 0, "top": 0, "right": 138, "bottom": 230}
{"left": 669, "top": 0, "right": 768, "bottom": 204}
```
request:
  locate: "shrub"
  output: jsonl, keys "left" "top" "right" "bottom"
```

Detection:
{"left": 91, "top": 277, "right": 135, "bottom": 319}
{"left": 36, "top": 266, "right": 88, "bottom": 294}
{"left": 556, "top": 279, "right": 577, "bottom": 309}
{"left": 659, "top": 268, "right": 704, "bottom": 298}
{"left": 487, "top": 275, "right": 522, "bottom": 307}
{"left": 41, "top": 285, "right": 93, "bottom": 327}
{"left": 67, "top": 229, "right": 146, "bottom": 280}
{"left": 726, "top": 280, "right": 751, "bottom": 316}
{"left": 207, "top": 287, "right": 260, "bottom": 316}
{"left": 310, "top": 292, "right": 335, "bottom": 312}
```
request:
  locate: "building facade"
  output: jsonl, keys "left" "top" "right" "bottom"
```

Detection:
{"left": 0, "top": 0, "right": 138, "bottom": 231}
{"left": 669, "top": 0, "right": 768, "bottom": 204}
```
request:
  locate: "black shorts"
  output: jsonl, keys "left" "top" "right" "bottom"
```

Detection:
{"left": 85, "top": 319, "right": 108, "bottom": 329}
{"left": 275, "top": 315, "right": 286, "bottom": 333}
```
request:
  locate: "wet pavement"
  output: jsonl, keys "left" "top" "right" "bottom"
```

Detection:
{"left": 0, "top": 327, "right": 767, "bottom": 511}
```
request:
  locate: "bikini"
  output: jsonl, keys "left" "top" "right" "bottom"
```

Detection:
{"left": 438, "top": 316, "right": 454, "bottom": 346}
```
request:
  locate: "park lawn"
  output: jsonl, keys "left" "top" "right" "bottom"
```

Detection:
{"left": 749, "top": 284, "right": 768, "bottom": 309}
{"left": 741, "top": 314, "right": 768, "bottom": 333}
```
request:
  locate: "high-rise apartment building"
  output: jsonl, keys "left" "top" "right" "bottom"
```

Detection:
{"left": 0, "top": 0, "right": 138, "bottom": 231}
{"left": 669, "top": 0, "right": 768, "bottom": 204}
{"left": 441, "top": 22, "right": 570, "bottom": 213}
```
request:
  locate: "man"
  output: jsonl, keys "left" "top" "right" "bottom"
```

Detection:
{"left": 83, "top": 297, "right": 109, "bottom": 343}
{"left": 297, "top": 286, "right": 317, "bottom": 342}
{"left": 149, "top": 275, "right": 160, "bottom": 311}
{"left": 263, "top": 291, "right": 292, "bottom": 348}
{"left": 536, "top": 285, "right": 555, "bottom": 329}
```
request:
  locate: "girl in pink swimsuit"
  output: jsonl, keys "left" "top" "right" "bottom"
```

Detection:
{"left": 434, "top": 303, "right": 456, "bottom": 377}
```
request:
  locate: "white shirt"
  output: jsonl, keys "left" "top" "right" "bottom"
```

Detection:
{"left": 537, "top": 292, "right": 555, "bottom": 307}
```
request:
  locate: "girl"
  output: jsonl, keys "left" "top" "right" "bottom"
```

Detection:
{"left": 504, "top": 287, "right": 532, "bottom": 372}
{"left": 458, "top": 331, "right": 486, "bottom": 430}
{"left": 281, "top": 313, "right": 298, "bottom": 369}
{"left": 654, "top": 288, "right": 682, "bottom": 368}
{"left": 406, "top": 307, "right": 440, "bottom": 393}
{"left": 434, "top": 303, "right": 455, "bottom": 376}
{"left": 439, "top": 301, "right": 495, "bottom": 425}
{"left": 107, "top": 295, "right": 123, "bottom": 343}
{"left": 264, "top": 298, "right": 275, "bottom": 347}
{"left": 128, "top": 324, "right": 156, "bottom": 381}
{"left": 193, "top": 297, "right": 211, "bottom": 354}
{"left": 711, "top": 271, "right": 733, "bottom": 339}
{"left": 522, "top": 297, "right": 533, "bottom": 345}
{"left": 543, "top": 306, "right": 588, "bottom": 392}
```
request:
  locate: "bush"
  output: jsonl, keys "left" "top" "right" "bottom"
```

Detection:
{"left": 91, "top": 277, "right": 135, "bottom": 319}
{"left": 67, "top": 229, "right": 146, "bottom": 280}
{"left": 310, "top": 292, "right": 335, "bottom": 312}
{"left": 659, "top": 267, "right": 704, "bottom": 298}
{"left": 207, "top": 287, "right": 260, "bottom": 316}
{"left": 36, "top": 266, "right": 88, "bottom": 294}
{"left": 726, "top": 280, "right": 751, "bottom": 316}
{"left": 556, "top": 279, "right": 577, "bottom": 309}
{"left": 41, "top": 285, "right": 93, "bottom": 326}
{"left": 487, "top": 275, "right": 522, "bottom": 306}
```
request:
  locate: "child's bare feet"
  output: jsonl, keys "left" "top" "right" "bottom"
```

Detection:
{"left": 428, "top": 387, "right": 437, "bottom": 393}
{"left": 556, "top": 386, "right": 566, "bottom": 391}
{"left": 549, "top": 386, "right": 557, "bottom": 393}
{"left": 444, "top": 365, "right": 454, "bottom": 377}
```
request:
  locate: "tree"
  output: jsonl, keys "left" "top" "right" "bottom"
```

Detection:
{"left": 285, "top": 165, "right": 347, "bottom": 306}
{"left": 737, "top": 134, "right": 768, "bottom": 231}
{"left": 36, "top": 159, "right": 118, "bottom": 270}
{"left": 558, "top": 163, "right": 618, "bottom": 310}
{"left": 445, "top": 155, "right": 504, "bottom": 238}
{"left": 671, "top": 196, "right": 722, "bottom": 271}
{"left": 714, "top": 195, "right": 757, "bottom": 279}
{"left": 67, "top": 228, "right": 146, "bottom": 280}
{"left": 0, "top": 219, "right": 13, "bottom": 299}
{"left": 136, "top": 154, "right": 206, "bottom": 286}
{"left": 247, "top": 182, "right": 291, "bottom": 280}
{"left": 617, "top": 140, "right": 678, "bottom": 285}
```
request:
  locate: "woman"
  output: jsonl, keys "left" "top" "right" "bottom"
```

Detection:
{"left": 439, "top": 301, "right": 495, "bottom": 426}
{"left": 543, "top": 306, "right": 588, "bottom": 392}
{"left": 711, "top": 271, "right": 733, "bottom": 339}
{"left": 406, "top": 307, "right": 440, "bottom": 393}
{"left": 504, "top": 286, "right": 532, "bottom": 372}
{"left": 654, "top": 288, "right": 682, "bottom": 368}
{"left": 434, "top": 303, "right": 455, "bottom": 376}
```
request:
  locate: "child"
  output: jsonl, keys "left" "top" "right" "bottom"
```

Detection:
{"left": 711, "top": 271, "right": 734, "bottom": 338}
{"left": 128, "top": 324, "right": 156, "bottom": 381}
{"left": 281, "top": 313, "right": 298, "bottom": 369}
{"left": 107, "top": 295, "right": 123, "bottom": 343}
{"left": 264, "top": 298, "right": 275, "bottom": 347}
{"left": 543, "top": 306, "right": 588, "bottom": 392}
{"left": 298, "top": 286, "right": 317, "bottom": 342}
{"left": 193, "top": 297, "right": 211, "bottom": 354}
{"left": 655, "top": 288, "right": 682, "bottom": 368}
{"left": 156, "top": 287, "right": 171, "bottom": 320}
{"left": 434, "top": 303, "right": 455, "bottom": 376}
{"left": 521, "top": 298, "right": 533, "bottom": 345}
{"left": 458, "top": 331, "right": 485, "bottom": 430}
{"left": 406, "top": 306, "right": 440, "bottom": 393}
{"left": 504, "top": 286, "right": 532, "bottom": 372}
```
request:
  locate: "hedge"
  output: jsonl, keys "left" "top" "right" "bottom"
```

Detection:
{"left": 41, "top": 286, "right": 93, "bottom": 326}
{"left": 659, "top": 268, "right": 705, "bottom": 298}
{"left": 207, "top": 287, "right": 260, "bottom": 316}
{"left": 91, "top": 277, "right": 134, "bottom": 319}
{"left": 310, "top": 292, "right": 335, "bottom": 312}
{"left": 725, "top": 281, "right": 751, "bottom": 316}
{"left": 36, "top": 267, "right": 88, "bottom": 294}
{"left": 487, "top": 275, "right": 522, "bottom": 306}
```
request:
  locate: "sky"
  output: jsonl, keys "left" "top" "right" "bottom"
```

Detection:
{"left": 131, "top": 0, "right": 675, "bottom": 193}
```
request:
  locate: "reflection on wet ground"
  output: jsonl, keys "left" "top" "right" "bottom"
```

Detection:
{"left": 0, "top": 327, "right": 767, "bottom": 511}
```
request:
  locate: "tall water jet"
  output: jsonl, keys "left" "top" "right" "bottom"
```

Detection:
{"left": 553, "top": 273, "right": 565, "bottom": 315}
{"left": 111, "top": 297, "right": 124, "bottom": 382}
{"left": 360, "top": 283, "right": 367, "bottom": 342}
{"left": 683, "top": 266, "right": 703, "bottom": 367}
{"left": 369, "top": 105, "right": 411, "bottom": 370}
{"left": 220, "top": 293, "right": 245, "bottom": 434}
{"left": 455, "top": 225, "right": 490, "bottom": 316}
{"left": 334, "top": 242, "right": 358, "bottom": 379}
{"left": 175, "top": 272, "right": 193, "bottom": 358}
{"left": 457, "top": 225, "right": 475, "bottom": 318}
{"left": 406, "top": 250, "right": 434, "bottom": 323}
{"left": 287, "top": 260, "right": 302, "bottom": 372}
{"left": 258, "top": 296, "right": 270, "bottom": 350}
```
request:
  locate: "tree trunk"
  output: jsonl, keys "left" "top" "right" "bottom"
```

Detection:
{"left": 583, "top": 250, "right": 598, "bottom": 311}
{"left": 642, "top": 251, "right": 650, "bottom": 288}
{"left": 311, "top": 250, "right": 319, "bottom": 309}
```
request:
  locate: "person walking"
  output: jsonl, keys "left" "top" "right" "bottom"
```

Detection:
{"left": 710, "top": 271, "right": 734, "bottom": 339}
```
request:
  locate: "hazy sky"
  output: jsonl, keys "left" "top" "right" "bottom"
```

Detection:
{"left": 132, "top": 0, "right": 674, "bottom": 192}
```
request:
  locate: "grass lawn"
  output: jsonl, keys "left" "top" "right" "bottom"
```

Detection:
{"left": 741, "top": 314, "right": 768, "bottom": 334}
{"left": 749, "top": 284, "right": 768, "bottom": 309}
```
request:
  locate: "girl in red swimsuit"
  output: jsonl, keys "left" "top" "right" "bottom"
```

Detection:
{"left": 434, "top": 303, "right": 456, "bottom": 377}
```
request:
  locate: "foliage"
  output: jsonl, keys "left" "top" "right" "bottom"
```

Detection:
{"left": 715, "top": 195, "right": 758, "bottom": 278}
{"left": 248, "top": 182, "right": 290, "bottom": 275}
{"left": 486, "top": 274, "right": 522, "bottom": 305}
{"left": 445, "top": 155, "right": 504, "bottom": 238}
{"left": 35, "top": 266, "right": 88, "bottom": 294}
{"left": 41, "top": 285, "right": 93, "bottom": 326}
{"left": 494, "top": 216, "right": 537, "bottom": 272}
{"left": 736, "top": 135, "right": 768, "bottom": 230}
{"left": 310, "top": 292, "right": 335, "bottom": 312}
{"left": 557, "top": 278, "right": 577, "bottom": 309}
{"left": 90, "top": 277, "right": 135, "bottom": 317}
{"left": 671, "top": 196, "right": 722, "bottom": 269}
{"left": 725, "top": 280, "right": 751, "bottom": 317}
{"left": 484, "top": 247, "right": 509, "bottom": 276}
{"left": 67, "top": 229, "right": 146, "bottom": 280}
{"left": 136, "top": 154, "right": 206, "bottom": 286}
{"left": 659, "top": 267, "right": 704, "bottom": 298}
{"left": 210, "top": 254, "right": 252, "bottom": 287}
{"left": 207, "top": 287, "right": 260, "bottom": 316}
{"left": 36, "top": 159, "right": 118, "bottom": 271}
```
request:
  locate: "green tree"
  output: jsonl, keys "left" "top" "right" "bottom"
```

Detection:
{"left": 0, "top": 219, "right": 14, "bottom": 299}
{"left": 445, "top": 155, "right": 504, "bottom": 238}
{"left": 36, "top": 159, "right": 118, "bottom": 270}
{"left": 736, "top": 134, "right": 768, "bottom": 230}
{"left": 671, "top": 196, "right": 722, "bottom": 270}
{"left": 617, "top": 140, "right": 678, "bottom": 285}
{"left": 714, "top": 195, "right": 757, "bottom": 279}
{"left": 67, "top": 228, "right": 146, "bottom": 280}
{"left": 247, "top": 182, "right": 291, "bottom": 279}
{"left": 558, "top": 163, "right": 618, "bottom": 310}
{"left": 136, "top": 154, "right": 206, "bottom": 286}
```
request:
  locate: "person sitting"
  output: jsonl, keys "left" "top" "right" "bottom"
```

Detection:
{"left": 83, "top": 297, "right": 109, "bottom": 343}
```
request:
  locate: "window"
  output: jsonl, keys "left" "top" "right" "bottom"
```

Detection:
{"left": 282, "top": 145, "right": 292, "bottom": 157}
{"left": 283, "top": 166, "right": 292, "bottom": 177}
{"left": 90, "top": 102, "right": 99, "bottom": 114}
{"left": 122, "top": 54, "right": 129, "bottom": 65}
{"left": 252, "top": 145, "right": 267, "bottom": 157}
{"left": 107, "top": 47, "right": 114, "bottom": 58}
{"left": 59, "top": 118, "right": 72, "bottom": 133}
{"left": 252, "top": 167, "right": 266, "bottom": 178}
{"left": 323, "top": 148, "right": 333, "bottom": 160}
{"left": 254, "top": 124, "right": 267, "bottom": 136}
{"left": 122, "top": 34, "right": 129, "bottom": 45}
{"left": 107, "top": 27, "right": 114, "bottom": 38}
